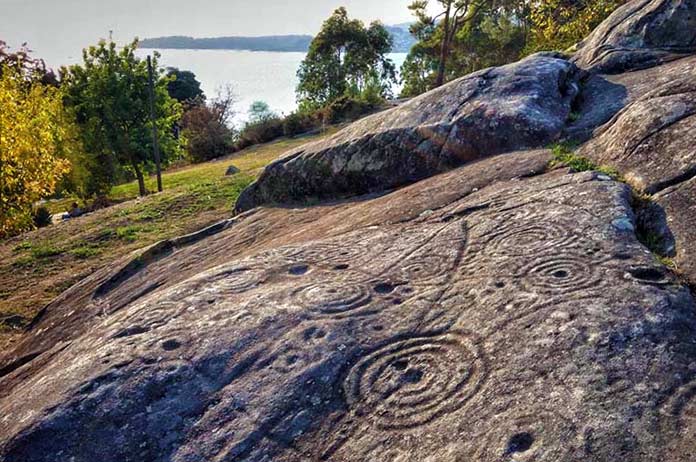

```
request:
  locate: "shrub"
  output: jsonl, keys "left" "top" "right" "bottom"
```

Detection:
{"left": 326, "top": 95, "right": 376, "bottom": 123}
{"left": 282, "top": 111, "right": 319, "bottom": 137}
{"left": 233, "top": 95, "right": 382, "bottom": 151}
{"left": 236, "top": 116, "right": 285, "bottom": 150}
{"left": 32, "top": 206, "right": 52, "bottom": 228}
{"left": 30, "top": 244, "right": 63, "bottom": 259}
{"left": 181, "top": 104, "right": 236, "bottom": 163}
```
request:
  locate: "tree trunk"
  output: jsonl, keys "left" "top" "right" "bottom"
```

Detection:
{"left": 132, "top": 161, "right": 147, "bottom": 197}
{"left": 436, "top": 2, "right": 452, "bottom": 88}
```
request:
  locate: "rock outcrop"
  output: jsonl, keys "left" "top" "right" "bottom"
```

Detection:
{"left": 235, "top": 54, "right": 581, "bottom": 212}
{"left": 3, "top": 0, "right": 696, "bottom": 461}
{"left": 573, "top": 0, "right": 696, "bottom": 73}
{"left": 654, "top": 178, "right": 696, "bottom": 283}
{"left": 3, "top": 155, "right": 696, "bottom": 461}
{"left": 565, "top": 54, "right": 696, "bottom": 140}
{"left": 578, "top": 64, "right": 696, "bottom": 284}
{"left": 580, "top": 77, "right": 696, "bottom": 194}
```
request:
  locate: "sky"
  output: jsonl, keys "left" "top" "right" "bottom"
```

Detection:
{"left": 1, "top": 0, "right": 434, "bottom": 67}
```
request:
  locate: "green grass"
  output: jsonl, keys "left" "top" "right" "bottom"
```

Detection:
{"left": 116, "top": 225, "right": 149, "bottom": 242}
{"left": 70, "top": 245, "right": 102, "bottom": 260}
{"left": 13, "top": 241, "right": 32, "bottom": 252}
{"left": 657, "top": 255, "right": 677, "bottom": 270}
{"left": 567, "top": 111, "right": 581, "bottom": 123}
{"left": 550, "top": 142, "right": 621, "bottom": 179}
{"left": 109, "top": 137, "right": 315, "bottom": 201}
{"left": 28, "top": 244, "right": 64, "bottom": 260}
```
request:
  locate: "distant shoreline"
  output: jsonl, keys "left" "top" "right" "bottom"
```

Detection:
{"left": 139, "top": 35, "right": 313, "bottom": 53}
{"left": 140, "top": 26, "right": 415, "bottom": 54}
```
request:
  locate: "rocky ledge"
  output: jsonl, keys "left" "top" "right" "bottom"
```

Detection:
{"left": 2, "top": 0, "right": 696, "bottom": 461}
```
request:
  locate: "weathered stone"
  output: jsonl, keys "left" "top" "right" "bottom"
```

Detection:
{"left": 579, "top": 77, "right": 696, "bottom": 194}
{"left": 566, "top": 54, "right": 696, "bottom": 140}
{"left": 577, "top": 75, "right": 696, "bottom": 285}
{"left": 2, "top": 150, "right": 551, "bottom": 363}
{"left": 2, "top": 154, "right": 696, "bottom": 461}
{"left": 235, "top": 54, "right": 582, "bottom": 212}
{"left": 573, "top": 0, "right": 696, "bottom": 74}
{"left": 225, "top": 165, "right": 240, "bottom": 176}
{"left": 655, "top": 178, "right": 696, "bottom": 284}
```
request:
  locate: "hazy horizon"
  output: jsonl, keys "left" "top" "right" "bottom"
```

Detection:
{"left": 1, "top": 0, "right": 435, "bottom": 67}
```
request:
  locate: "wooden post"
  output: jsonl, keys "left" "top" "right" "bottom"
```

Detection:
{"left": 147, "top": 55, "right": 163, "bottom": 193}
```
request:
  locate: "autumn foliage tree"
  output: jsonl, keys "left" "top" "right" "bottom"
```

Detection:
{"left": 0, "top": 66, "right": 78, "bottom": 237}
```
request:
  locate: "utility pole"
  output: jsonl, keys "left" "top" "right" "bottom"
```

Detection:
{"left": 147, "top": 55, "right": 163, "bottom": 192}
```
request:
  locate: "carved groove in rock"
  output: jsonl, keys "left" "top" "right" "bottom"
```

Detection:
{"left": 516, "top": 254, "right": 604, "bottom": 295}
{"left": 343, "top": 332, "right": 485, "bottom": 431}
{"left": 395, "top": 255, "right": 457, "bottom": 285}
{"left": 469, "top": 410, "right": 579, "bottom": 461}
{"left": 663, "top": 379, "right": 696, "bottom": 421}
{"left": 294, "top": 281, "right": 375, "bottom": 319}
{"left": 209, "top": 266, "right": 267, "bottom": 294}
{"left": 482, "top": 221, "right": 580, "bottom": 259}
{"left": 286, "top": 241, "right": 374, "bottom": 265}
{"left": 390, "top": 221, "right": 468, "bottom": 287}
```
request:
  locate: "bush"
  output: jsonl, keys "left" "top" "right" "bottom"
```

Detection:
{"left": 282, "top": 111, "right": 319, "bottom": 137}
{"left": 181, "top": 104, "right": 236, "bottom": 163}
{"left": 326, "top": 96, "right": 377, "bottom": 124}
{"left": 236, "top": 116, "right": 285, "bottom": 150}
{"left": 231, "top": 95, "right": 382, "bottom": 151}
{"left": 32, "top": 206, "right": 52, "bottom": 228}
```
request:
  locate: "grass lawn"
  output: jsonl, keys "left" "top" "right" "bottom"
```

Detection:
{"left": 0, "top": 132, "right": 331, "bottom": 349}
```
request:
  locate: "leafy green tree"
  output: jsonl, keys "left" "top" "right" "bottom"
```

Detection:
{"left": 525, "top": 0, "right": 627, "bottom": 53}
{"left": 248, "top": 101, "right": 276, "bottom": 124}
{"left": 408, "top": 0, "right": 486, "bottom": 88}
{"left": 62, "top": 39, "right": 183, "bottom": 197}
{"left": 296, "top": 7, "right": 397, "bottom": 109}
{"left": 401, "top": 0, "right": 492, "bottom": 95}
{"left": 400, "top": 0, "right": 621, "bottom": 97}
{"left": 165, "top": 67, "right": 205, "bottom": 105}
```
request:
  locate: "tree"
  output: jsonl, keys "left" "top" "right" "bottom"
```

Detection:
{"left": 248, "top": 101, "right": 276, "bottom": 124}
{"left": 400, "top": 0, "right": 622, "bottom": 97}
{"left": 0, "top": 66, "right": 77, "bottom": 237}
{"left": 0, "top": 40, "right": 57, "bottom": 85}
{"left": 296, "top": 7, "right": 397, "bottom": 109}
{"left": 181, "top": 85, "right": 237, "bottom": 162}
{"left": 62, "top": 40, "right": 183, "bottom": 197}
{"left": 165, "top": 67, "right": 205, "bottom": 105}
{"left": 525, "top": 0, "right": 628, "bottom": 53}
{"left": 409, "top": 0, "right": 486, "bottom": 88}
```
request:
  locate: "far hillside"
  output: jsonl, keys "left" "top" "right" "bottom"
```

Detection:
{"left": 139, "top": 24, "right": 416, "bottom": 53}
{"left": 139, "top": 35, "right": 314, "bottom": 52}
